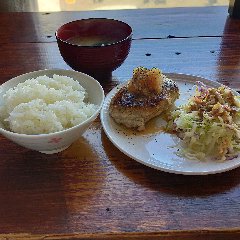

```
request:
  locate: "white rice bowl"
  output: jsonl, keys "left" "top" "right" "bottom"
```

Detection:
{"left": 0, "top": 74, "right": 98, "bottom": 134}
{"left": 0, "top": 69, "right": 104, "bottom": 154}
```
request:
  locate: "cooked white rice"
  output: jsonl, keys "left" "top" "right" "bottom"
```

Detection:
{"left": 0, "top": 74, "right": 98, "bottom": 134}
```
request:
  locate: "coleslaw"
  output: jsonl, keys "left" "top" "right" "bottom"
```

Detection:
{"left": 168, "top": 82, "right": 240, "bottom": 161}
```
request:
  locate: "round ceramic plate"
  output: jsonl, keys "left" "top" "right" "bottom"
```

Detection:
{"left": 100, "top": 73, "right": 240, "bottom": 175}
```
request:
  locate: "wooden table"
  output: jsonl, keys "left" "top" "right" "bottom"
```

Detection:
{"left": 0, "top": 6, "right": 240, "bottom": 240}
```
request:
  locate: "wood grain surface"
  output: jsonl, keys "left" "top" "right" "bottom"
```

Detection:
{"left": 0, "top": 6, "right": 240, "bottom": 239}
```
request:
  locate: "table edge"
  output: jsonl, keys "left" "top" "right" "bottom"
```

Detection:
{"left": 2, "top": 228, "right": 240, "bottom": 239}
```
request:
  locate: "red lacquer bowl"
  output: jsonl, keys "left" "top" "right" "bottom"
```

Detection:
{"left": 56, "top": 18, "right": 132, "bottom": 81}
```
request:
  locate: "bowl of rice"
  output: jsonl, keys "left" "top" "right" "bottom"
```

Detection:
{"left": 0, "top": 69, "right": 104, "bottom": 154}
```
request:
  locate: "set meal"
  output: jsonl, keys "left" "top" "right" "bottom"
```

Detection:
{"left": 1, "top": 65, "right": 240, "bottom": 165}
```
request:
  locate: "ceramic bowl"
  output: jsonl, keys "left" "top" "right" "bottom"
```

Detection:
{"left": 55, "top": 18, "right": 132, "bottom": 81}
{"left": 0, "top": 69, "right": 104, "bottom": 154}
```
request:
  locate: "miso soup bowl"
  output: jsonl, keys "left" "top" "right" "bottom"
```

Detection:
{"left": 55, "top": 18, "right": 132, "bottom": 81}
{"left": 0, "top": 69, "right": 104, "bottom": 154}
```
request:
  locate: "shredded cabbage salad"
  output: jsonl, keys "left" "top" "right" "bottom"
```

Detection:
{"left": 168, "top": 82, "right": 240, "bottom": 161}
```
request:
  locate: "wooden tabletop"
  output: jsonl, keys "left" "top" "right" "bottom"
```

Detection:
{"left": 0, "top": 6, "right": 240, "bottom": 240}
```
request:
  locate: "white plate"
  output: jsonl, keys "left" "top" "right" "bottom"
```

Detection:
{"left": 100, "top": 73, "right": 240, "bottom": 175}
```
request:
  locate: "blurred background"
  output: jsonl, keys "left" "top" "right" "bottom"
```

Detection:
{"left": 0, "top": 0, "right": 229, "bottom": 12}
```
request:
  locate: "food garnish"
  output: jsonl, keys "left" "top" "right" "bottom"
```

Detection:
{"left": 168, "top": 82, "right": 240, "bottom": 161}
